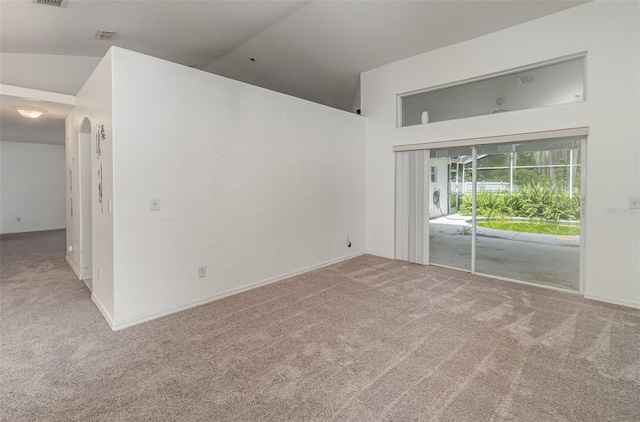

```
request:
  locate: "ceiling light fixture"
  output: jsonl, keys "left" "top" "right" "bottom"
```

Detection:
{"left": 14, "top": 107, "right": 46, "bottom": 119}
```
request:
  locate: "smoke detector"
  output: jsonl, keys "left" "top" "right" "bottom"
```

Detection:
{"left": 35, "top": 0, "right": 65, "bottom": 6}
{"left": 95, "top": 30, "right": 117, "bottom": 41}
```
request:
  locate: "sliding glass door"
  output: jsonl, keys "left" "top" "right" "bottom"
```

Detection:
{"left": 428, "top": 137, "right": 583, "bottom": 291}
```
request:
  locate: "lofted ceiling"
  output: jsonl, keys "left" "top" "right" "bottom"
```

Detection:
{"left": 0, "top": 0, "right": 588, "bottom": 144}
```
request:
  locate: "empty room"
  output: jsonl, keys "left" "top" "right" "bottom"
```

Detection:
{"left": 1, "top": 1, "right": 639, "bottom": 420}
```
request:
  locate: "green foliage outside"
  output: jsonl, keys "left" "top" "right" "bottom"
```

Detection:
{"left": 477, "top": 220, "right": 580, "bottom": 236}
{"left": 458, "top": 183, "right": 581, "bottom": 221}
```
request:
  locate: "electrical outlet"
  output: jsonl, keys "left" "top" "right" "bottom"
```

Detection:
{"left": 630, "top": 197, "right": 640, "bottom": 210}
{"left": 198, "top": 266, "right": 207, "bottom": 278}
{"left": 150, "top": 198, "right": 160, "bottom": 211}
{"left": 346, "top": 236, "right": 352, "bottom": 248}
{"left": 68, "top": 245, "right": 73, "bottom": 252}
{"left": 16, "top": 217, "right": 21, "bottom": 222}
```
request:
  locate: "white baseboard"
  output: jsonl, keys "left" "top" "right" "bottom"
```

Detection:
{"left": 80, "top": 268, "right": 92, "bottom": 281}
{"left": 365, "top": 251, "right": 395, "bottom": 260}
{"left": 83, "top": 278, "right": 93, "bottom": 293}
{"left": 111, "top": 251, "right": 366, "bottom": 331}
{"left": 65, "top": 255, "right": 91, "bottom": 281}
{"left": 584, "top": 293, "right": 640, "bottom": 310}
{"left": 65, "top": 255, "right": 82, "bottom": 279}
{"left": 0, "top": 226, "right": 66, "bottom": 235}
{"left": 91, "top": 293, "right": 115, "bottom": 330}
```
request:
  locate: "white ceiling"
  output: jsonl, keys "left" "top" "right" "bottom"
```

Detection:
{"left": 0, "top": 0, "right": 588, "bottom": 144}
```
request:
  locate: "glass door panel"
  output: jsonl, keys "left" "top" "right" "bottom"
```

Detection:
{"left": 428, "top": 146, "right": 472, "bottom": 270}
{"left": 473, "top": 139, "right": 581, "bottom": 290}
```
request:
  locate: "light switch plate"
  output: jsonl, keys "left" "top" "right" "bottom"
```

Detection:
{"left": 630, "top": 197, "right": 640, "bottom": 210}
{"left": 150, "top": 198, "right": 160, "bottom": 211}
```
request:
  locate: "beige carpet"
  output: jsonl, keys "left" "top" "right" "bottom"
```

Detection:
{"left": 1, "top": 230, "right": 639, "bottom": 421}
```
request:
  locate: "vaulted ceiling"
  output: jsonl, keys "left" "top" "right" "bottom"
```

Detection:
{"left": 0, "top": 0, "right": 587, "bottom": 144}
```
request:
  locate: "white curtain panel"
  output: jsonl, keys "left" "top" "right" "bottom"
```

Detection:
{"left": 395, "top": 150, "right": 429, "bottom": 264}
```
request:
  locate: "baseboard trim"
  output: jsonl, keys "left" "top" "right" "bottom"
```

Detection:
{"left": 83, "top": 279, "right": 93, "bottom": 293}
{"left": 65, "top": 255, "right": 91, "bottom": 280}
{"left": 584, "top": 293, "right": 640, "bottom": 310}
{"left": 365, "top": 251, "right": 395, "bottom": 260}
{"left": 91, "top": 293, "right": 115, "bottom": 330}
{"left": 111, "top": 251, "right": 366, "bottom": 331}
{"left": 0, "top": 226, "right": 66, "bottom": 235}
{"left": 80, "top": 268, "right": 92, "bottom": 281}
{"left": 65, "top": 255, "right": 82, "bottom": 279}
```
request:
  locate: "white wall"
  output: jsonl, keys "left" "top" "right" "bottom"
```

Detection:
{"left": 66, "top": 51, "right": 115, "bottom": 324}
{"left": 0, "top": 141, "right": 66, "bottom": 234}
{"left": 106, "top": 48, "right": 365, "bottom": 328}
{"left": 362, "top": 1, "right": 640, "bottom": 307}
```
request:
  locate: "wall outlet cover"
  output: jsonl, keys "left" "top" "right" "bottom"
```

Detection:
{"left": 198, "top": 266, "right": 207, "bottom": 278}
{"left": 630, "top": 197, "right": 640, "bottom": 210}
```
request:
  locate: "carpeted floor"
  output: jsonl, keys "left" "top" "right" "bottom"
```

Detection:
{"left": 1, "top": 230, "right": 639, "bottom": 421}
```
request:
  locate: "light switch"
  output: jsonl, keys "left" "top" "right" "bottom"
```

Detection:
{"left": 150, "top": 198, "right": 160, "bottom": 211}
{"left": 630, "top": 197, "right": 640, "bottom": 210}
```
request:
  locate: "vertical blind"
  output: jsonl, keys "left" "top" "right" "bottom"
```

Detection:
{"left": 395, "top": 150, "right": 428, "bottom": 264}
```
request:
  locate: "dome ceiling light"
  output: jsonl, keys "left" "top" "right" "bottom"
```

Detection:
{"left": 14, "top": 107, "right": 47, "bottom": 119}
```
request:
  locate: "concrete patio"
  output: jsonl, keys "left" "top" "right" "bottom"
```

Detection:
{"left": 428, "top": 215, "right": 580, "bottom": 291}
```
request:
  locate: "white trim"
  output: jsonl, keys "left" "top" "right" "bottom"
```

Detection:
{"left": 65, "top": 255, "right": 82, "bottom": 279}
{"left": 83, "top": 279, "right": 93, "bottom": 293}
{"left": 584, "top": 294, "right": 640, "bottom": 310}
{"left": 80, "top": 267, "right": 92, "bottom": 281}
{"left": 1, "top": 226, "right": 66, "bottom": 235}
{"left": 91, "top": 293, "right": 115, "bottom": 330}
{"left": 366, "top": 251, "right": 396, "bottom": 260}
{"left": 111, "top": 252, "right": 366, "bottom": 331}
{"left": 0, "top": 84, "right": 76, "bottom": 106}
{"left": 65, "top": 255, "right": 91, "bottom": 280}
{"left": 393, "top": 127, "right": 589, "bottom": 152}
